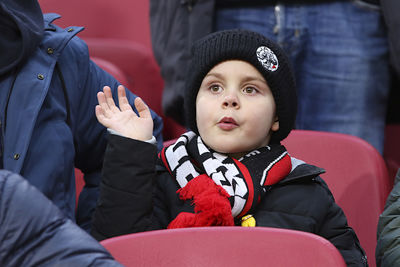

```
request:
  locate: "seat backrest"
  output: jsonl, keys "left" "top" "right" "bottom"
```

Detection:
{"left": 281, "top": 130, "right": 391, "bottom": 267}
{"left": 38, "top": 0, "right": 152, "bottom": 47}
{"left": 100, "top": 227, "right": 346, "bottom": 267}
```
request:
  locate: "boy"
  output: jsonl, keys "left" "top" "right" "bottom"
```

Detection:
{"left": 91, "top": 29, "right": 367, "bottom": 266}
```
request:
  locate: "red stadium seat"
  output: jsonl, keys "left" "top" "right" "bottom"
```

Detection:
{"left": 38, "top": 0, "right": 152, "bottom": 47}
{"left": 101, "top": 227, "right": 346, "bottom": 267}
{"left": 281, "top": 130, "right": 390, "bottom": 267}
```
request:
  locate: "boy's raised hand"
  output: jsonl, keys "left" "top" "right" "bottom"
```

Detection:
{"left": 95, "top": 85, "right": 154, "bottom": 141}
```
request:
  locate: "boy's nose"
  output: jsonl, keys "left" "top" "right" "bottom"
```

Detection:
{"left": 222, "top": 94, "right": 239, "bottom": 108}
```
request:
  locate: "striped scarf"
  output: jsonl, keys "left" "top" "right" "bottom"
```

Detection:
{"left": 159, "top": 131, "right": 292, "bottom": 228}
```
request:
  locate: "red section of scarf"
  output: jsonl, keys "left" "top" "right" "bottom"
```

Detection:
{"left": 168, "top": 174, "right": 234, "bottom": 228}
{"left": 159, "top": 147, "right": 172, "bottom": 175}
{"left": 264, "top": 154, "right": 292, "bottom": 186}
{"left": 233, "top": 158, "right": 254, "bottom": 218}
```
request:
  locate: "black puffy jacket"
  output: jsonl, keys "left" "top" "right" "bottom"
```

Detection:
{"left": 92, "top": 135, "right": 367, "bottom": 266}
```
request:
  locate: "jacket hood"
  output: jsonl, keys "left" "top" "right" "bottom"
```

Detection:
{"left": 0, "top": 0, "right": 44, "bottom": 75}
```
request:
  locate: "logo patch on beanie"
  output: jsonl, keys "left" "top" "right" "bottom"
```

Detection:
{"left": 256, "top": 46, "right": 278, "bottom": 72}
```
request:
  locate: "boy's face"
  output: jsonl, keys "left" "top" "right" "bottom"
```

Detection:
{"left": 196, "top": 60, "right": 279, "bottom": 159}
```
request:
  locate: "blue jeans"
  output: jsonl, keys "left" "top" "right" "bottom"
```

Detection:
{"left": 215, "top": 1, "right": 390, "bottom": 153}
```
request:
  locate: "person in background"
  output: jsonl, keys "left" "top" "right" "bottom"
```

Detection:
{"left": 0, "top": 0, "right": 163, "bottom": 231}
{"left": 381, "top": 0, "right": 400, "bottom": 76}
{"left": 381, "top": 0, "right": 400, "bottom": 132}
{"left": 376, "top": 168, "right": 400, "bottom": 266}
{"left": 150, "top": 0, "right": 389, "bottom": 154}
{"left": 91, "top": 29, "right": 367, "bottom": 266}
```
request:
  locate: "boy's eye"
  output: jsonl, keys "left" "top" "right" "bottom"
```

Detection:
{"left": 243, "top": 86, "right": 257, "bottom": 94}
{"left": 210, "top": 85, "right": 222, "bottom": 93}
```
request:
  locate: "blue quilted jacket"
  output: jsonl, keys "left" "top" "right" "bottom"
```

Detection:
{"left": 0, "top": 170, "right": 123, "bottom": 267}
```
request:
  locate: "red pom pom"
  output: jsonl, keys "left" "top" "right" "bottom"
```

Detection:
{"left": 168, "top": 174, "right": 234, "bottom": 228}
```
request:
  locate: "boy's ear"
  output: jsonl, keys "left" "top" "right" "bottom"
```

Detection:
{"left": 271, "top": 117, "right": 279, "bottom": 132}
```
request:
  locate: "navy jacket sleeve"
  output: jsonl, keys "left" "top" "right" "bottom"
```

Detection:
{"left": 0, "top": 170, "right": 123, "bottom": 267}
{"left": 61, "top": 36, "right": 163, "bottom": 230}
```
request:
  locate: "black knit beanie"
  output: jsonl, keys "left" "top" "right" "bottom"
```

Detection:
{"left": 184, "top": 29, "right": 297, "bottom": 143}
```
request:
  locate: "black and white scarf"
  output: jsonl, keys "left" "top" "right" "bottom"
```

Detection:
{"left": 159, "top": 131, "right": 292, "bottom": 227}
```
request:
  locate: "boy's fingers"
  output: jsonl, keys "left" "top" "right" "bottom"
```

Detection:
{"left": 95, "top": 105, "right": 103, "bottom": 119}
{"left": 118, "top": 85, "right": 132, "bottom": 112}
{"left": 134, "top": 97, "right": 151, "bottom": 118}
{"left": 117, "top": 85, "right": 126, "bottom": 97}
{"left": 117, "top": 85, "right": 126, "bottom": 102}
{"left": 103, "top": 86, "right": 112, "bottom": 97}
{"left": 102, "top": 85, "right": 119, "bottom": 111}
{"left": 95, "top": 105, "right": 107, "bottom": 126}
{"left": 97, "top": 92, "right": 109, "bottom": 112}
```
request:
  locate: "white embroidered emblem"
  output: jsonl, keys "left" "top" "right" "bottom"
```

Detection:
{"left": 256, "top": 46, "right": 278, "bottom": 72}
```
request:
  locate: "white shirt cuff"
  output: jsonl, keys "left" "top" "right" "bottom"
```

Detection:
{"left": 107, "top": 128, "right": 157, "bottom": 145}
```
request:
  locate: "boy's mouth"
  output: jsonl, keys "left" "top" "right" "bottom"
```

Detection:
{"left": 217, "top": 117, "right": 238, "bottom": 130}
